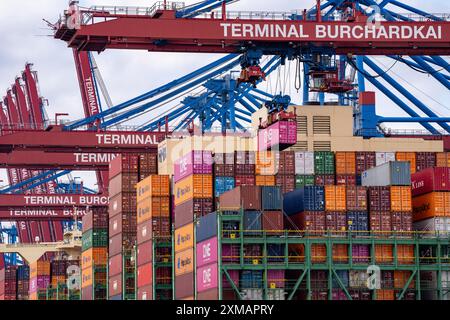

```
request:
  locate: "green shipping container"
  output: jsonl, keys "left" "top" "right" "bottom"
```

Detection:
{"left": 295, "top": 175, "right": 315, "bottom": 188}
{"left": 82, "top": 229, "right": 108, "bottom": 252}
{"left": 314, "top": 152, "right": 335, "bottom": 174}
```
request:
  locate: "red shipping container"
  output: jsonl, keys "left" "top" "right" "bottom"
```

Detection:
{"left": 219, "top": 186, "right": 261, "bottom": 210}
{"left": 175, "top": 273, "right": 194, "bottom": 299}
{"left": 325, "top": 212, "right": 347, "bottom": 236}
{"left": 137, "top": 240, "right": 153, "bottom": 267}
{"left": 262, "top": 211, "right": 284, "bottom": 236}
{"left": 368, "top": 186, "right": 391, "bottom": 212}
{"left": 83, "top": 207, "right": 108, "bottom": 231}
{"left": 235, "top": 164, "right": 255, "bottom": 176}
{"left": 370, "top": 211, "right": 392, "bottom": 237}
{"left": 356, "top": 152, "right": 376, "bottom": 175}
{"left": 108, "top": 254, "right": 123, "bottom": 277}
{"left": 411, "top": 167, "right": 450, "bottom": 197}
{"left": 109, "top": 154, "right": 139, "bottom": 179}
{"left": 137, "top": 219, "right": 153, "bottom": 245}
{"left": 416, "top": 152, "right": 436, "bottom": 172}
{"left": 137, "top": 285, "right": 153, "bottom": 300}
{"left": 336, "top": 175, "right": 357, "bottom": 186}
{"left": 276, "top": 151, "right": 295, "bottom": 175}
{"left": 109, "top": 274, "right": 122, "bottom": 298}
{"left": 346, "top": 186, "right": 367, "bottom": 211}
{"left": 137, "top": 263, "right": 153, "bottom": 288}
{"left": 109, "top": 173, "right": 139, "bottom": 196}
{"left": 286, "top": 211, "right": 326, "bottom": 236}
{"left": 139, "top": 153, "right": 158, "bottom": 174}
{"left": 235, "top": 175, "right": 256, "bottom": 186}
{"left": 276, "top": 175, "right": 296, "bottom": 194}
{"left": 109, "top": 193, "right": 137, "bottom": 218}
{"left": 391, "top": 212, "right": 413, "bottom": 237}
{"left": 214, "top": 164, "right": 235, "bottom": 177}
{"left": 235, "top": 151, "right": 256, "bottom": 164}
{"left": 175, "top": 198, "right": 214, "bottom": 229}
{"left": 315, "top": 175, "right": 335, "bottom": 186}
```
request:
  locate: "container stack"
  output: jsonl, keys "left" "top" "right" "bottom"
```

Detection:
{"left": 314, "top": 151, "right": 335, "bottom": 186}
{"left": 436, "top": 152, "right": 450, "bottom": 168}
{"left": 411, "top": 167, "right": 450, "bottom": 300}
{"left": 81, "top": 207, "right": 108, "bottom": 300}
{"left": 16, "top": 265, "right": 29, "bottom": 300}
{"left": 0, "top": 266, "right": 18, "bottom": 300}
{"left": 235, "top": 151, "right": 256, "bottom": 187}
{"left": 173, "top": 150, "right": 213, "bottom": 300}
{"left": 294, "top": 151, "right": 315, "bottom": 188}
{"left": 275, "top": 151, "right": 296, "bottom": 194}
{"left": 136, "top": 175, "right": 171, "bottom": 300}
{"left": 29, "top": 261, "right": 51, "bottom": 300}
{"left": 213, "top": 153, "right": 236, "bottom": 199}
{"left": 255, "top": 151, "right": 277, "bottom": 187}
{"left": 48, "top": 260, "right": 81, "bottom": 300}
{"left": 335, "top": 152, "right": 356, "bottom": 186}
{"left": 108, "top": 154, "right": 140, "bottom": 300}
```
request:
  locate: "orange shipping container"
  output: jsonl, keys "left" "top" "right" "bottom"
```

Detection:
{"left": 325, "top": 185, "right": 347, "bottom": 211}
{"left": 335, "top": 152, "right": 356, "bottom": 175}
{"left": 256, "top": 151, "right": 277, "bottom": 175}
{"left": 30, "top": 261, "right": 51, "bottom": 278}
{"left": 397, "top": 245, "right": 414, "bottom": 265}
{"left": 375, "top": 244, "right": 393, "bottom": 264}
{"left": 175, "top": 248, "right": 194, "bottom": 276}
{"left": 52, "top": 276, "right": 66, "bottom": 287}
{"left": 174, "top": 175, "right": 213, "bottom": 206}
{"left": 137, "top": 175, "right": 170, "bottom": 202}
{"left": 376, "top": 290, "right": 395, "bottom": 300}
{"left": 255, "top": 175, "right": 276, "bottom": 186}
{"left": 394, "top": 271, "right": 415, "bottom": 289}
{"left": 436, "top": 152, "right": 450, "bottom": 167}
{"left": 288, "top": 244, "right": 326, "bottom": 264}
{"left": 390, "top": 186, "right": 412, "bottom": 212}
{"left": 332, "top": 244, "right": 348, "bottom": 264}
{"left": 29, "top": 292, "right": 38, "bottom": 301}
{"left": 82, "top": 267, "right": 93, "bottom": 289}
{"left": 396, "top": 152, "right": 416, "bottom": 174}
{"left": 82, "top": 248, "right": 108, "bottom": 270}
{"left": 137, "top": 196, "right": 170, "bottom": 224}
{"left": 412, "top": 192, "right": 450, "bottom": 221}
{"left": 174, "top": 223, "right": 194, "bottom": 253}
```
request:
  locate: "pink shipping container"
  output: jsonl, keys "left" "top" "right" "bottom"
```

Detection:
{"left": 352, "top": 244, "right": 370, "bottom": 264}
{"left": 29, "top": 276, "right": 50, "bottom": 293}
{"left": 258, "top": 121, "right": 297, "bottom": 151}
{"left": 108, "top": 254, "right": 123, "bottom": 277}
{"left": 411, "top": 167, "right": 450, "bottom": 197}
{"left": 196, "top": 264, "right": 218, "bottom": 293}
{"left": 222, "top": 245, "right": 240, "bottom": 264}
{"left": 267, "top": 270, "right": 285, "bottom": 288}
{"left": 196, "top": 237, "right": 218, "bottom": 268}
{"left": 174, "top": 151, "right": 213, "bottom": 183}
{"left": 137, "top": 240, "right": 153, "bottom": 267}
{"left": 222, "top": 270, "right": 239, "bottom": 289}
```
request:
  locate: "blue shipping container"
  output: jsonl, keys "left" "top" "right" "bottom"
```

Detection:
{"left": 267, "top": 244, "right": 284, "bottom": 263}
{"left": 196, "top": 212, "right": 218, "bottom": 243}
{"left": 17, "top": 265, "right": 30, "bottom": 280}
{"left": 240, "top": 270, "right": 263, "bottom": 289}
{"left": 261, "top": 186, "right": 283, "bottom": 210}
{"left": 283, "top": 186, "right": 325, "bottom": 215}
{"left": 243, "top": 211, "right": 262, "bottom": 237}
{"left": 346, "top": 211, "right": 369, "bottom": 236}
{"left": 332, "top": 270, "right": 349, "bottom": 288}
{"left": 214, "top": 177, "right": 235, "bottom": 197}
{"left": 110, "top": 295, "right": 122, "bottom": 300}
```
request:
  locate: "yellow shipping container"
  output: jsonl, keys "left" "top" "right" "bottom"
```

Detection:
{"left": 175, "top": 248, "right": 194, "bottom": 276}
{"left": 136, "top": 175, "right": 170, "bottom": 203}
{"left": 173, "top": 174, "right": 213, "bottom": 206}
{"left": 174, "top": 223, "right": 194, "bottom": 253}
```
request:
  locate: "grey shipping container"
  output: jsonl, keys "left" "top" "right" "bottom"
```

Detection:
{"left": 196, "top": 212, "right": 218, "bottom": 243}
{"left": 261, "top": 186, "right": 283, "bottom": 210}
{"left": 361, "top": 161, "right": 411, "bottom": 187}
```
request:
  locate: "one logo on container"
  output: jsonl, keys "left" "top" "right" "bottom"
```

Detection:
{"left": 202, "top": 267, "right": 212, "bottom": 284}
{"left": 202, "top": 243, "right": 211, "bottom": 259}
{"left": 411, "top": 180, "right": 425, "bottom": 190}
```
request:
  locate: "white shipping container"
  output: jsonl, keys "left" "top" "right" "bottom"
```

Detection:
{"left": 375, "top": 152, "right": 396, "bottom": 166}
{"left": 413, "top": 217, "right": 450, "bottom": 238}
{"left": 349, "top": 271, "right": 369, "bottom": 288}
{"left": 361, "top": 161, "right": 411, "bottom": 186}
{"left": 241, "top": 289, "right": 263, "bottom": 300}
{"left": 420, "top": 271, "right": 450, "bottom": 300}
{"left": 267, "top": 289, "right": 287, "bottom": 300}
{"left": 295, "top": 152, "right": 315, "bottom": 175}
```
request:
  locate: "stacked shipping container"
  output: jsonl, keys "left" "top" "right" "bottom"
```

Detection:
{"left": 136, "top": 175, "right": 172, "bottom": 300}
{"left": 81, "top": 207, "right": 108, "bottom": 300}
{"left": 173, "top": 150, "right": 213, "bottom": 299}
{"left": 29, "top": 261, "right": 50, "bottom": 300}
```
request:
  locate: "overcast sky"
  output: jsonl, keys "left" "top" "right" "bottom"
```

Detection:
{"left": 0, "top": 0, "right": 449, "bottom": 188}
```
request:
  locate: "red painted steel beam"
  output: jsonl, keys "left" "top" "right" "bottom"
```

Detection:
{"left": 0, "top": 128, "right": 165, "bottom": 153}
{"left": 0, "top": 151, "right": 117, "bottom": 170}
{"left": 55, "top": 11, "right": 450, "bottom": 55}
{"left": 22, "top": 64, "right": 44, "bottom": 128}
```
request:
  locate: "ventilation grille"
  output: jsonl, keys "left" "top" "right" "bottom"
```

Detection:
{"left": 290, "top": 141, "right": 308, "bottom": 151}
{"left": 296, "top": 116, "right": 308, "bottom": 135}
{"left": 313, "top": 141, "right": 331, "bottom": 151}
{"left": 313, "top": 116, "right": 331, "bottom": 135}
